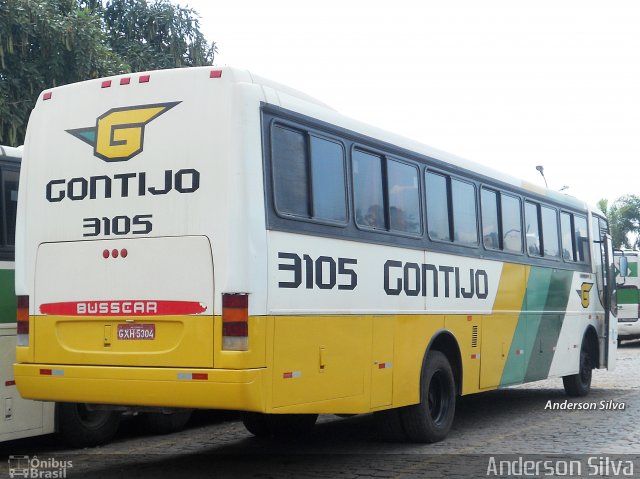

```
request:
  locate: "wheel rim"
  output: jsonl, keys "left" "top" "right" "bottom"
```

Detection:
{"left": 76, "top": 404, "right": 112, "bottom": 430}
{"left": 427, "top": 370, "right": 450, "bottom": 426}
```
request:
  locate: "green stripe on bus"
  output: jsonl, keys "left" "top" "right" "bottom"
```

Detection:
{"left": 523, "top": 269, "right": 573, "bottom": 382}
{"left": 0, "top": 268, "right": 15, "bottom": 324}
{"left": 500, "top": 267, "right": 552, "bottom": 386}
{"left": 499, "top": 268, "right": 573, "bottom": 386}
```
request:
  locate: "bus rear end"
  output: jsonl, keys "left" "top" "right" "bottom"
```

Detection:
{"left": 14, "top": 67, "right": 269, "bottom": 411}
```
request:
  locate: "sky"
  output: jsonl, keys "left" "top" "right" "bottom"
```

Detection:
{"left": 178, "top": 0, "right": 640, "bottom": 207}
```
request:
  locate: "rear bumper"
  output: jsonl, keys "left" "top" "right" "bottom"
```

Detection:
{"left": 14, "top": 363, "right": 266, "bottom": 411}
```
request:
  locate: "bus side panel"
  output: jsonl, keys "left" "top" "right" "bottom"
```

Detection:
{"left": 480, "top": 263, "right": 529, "bottom": 389}
{"left": 548, "top": 271, "right": 602, "bottom": 377}
{"left": 271, "top": 315, "right": 370, "bottom": 409}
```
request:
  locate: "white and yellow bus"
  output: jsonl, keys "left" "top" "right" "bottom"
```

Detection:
{"left": 14, "top": 67, "right": 617, "bottom": 442}
{"left": 2, "top": 146, "right": 190, "bottom": 446}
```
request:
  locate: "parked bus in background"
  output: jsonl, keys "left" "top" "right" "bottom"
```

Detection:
{"left": 14, "top": 67, "right": 617, "bottom": 443}
{"left": 0, "top": 145, "right": 56, "bottom": 442}
{"left": 614, "top": 249, "right": 640, "bottom": 345}
{"left": 1, "top": 145, "right": 189, "bottom": 446}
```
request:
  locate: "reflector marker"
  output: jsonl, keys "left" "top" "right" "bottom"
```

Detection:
{"left": 120, "top": 77, "right": 131, "bottom": 85}
{"left": 283, "top": 371, "right": 302, "bottom": 379}
{"left": 177, "top": 373, "right": 208, "bottom": 381}
{"left": 42, "top": 92, "right": 52, "bottom": 101}
{"left": 377, "top": 362, "right": 392, "bottom": 369}
{"left": 210, "top": 70, "right": 222, "bottom": 78}
{"left": 515, "top": 349, "right": 525, "bottom": 356}
{"left": 101, "top": 80, "right": 112, "bottom": 88}
{"left": 470, "top": 353, "right": 480, "bottom": 360}
{"left": 139, "top": 75, "right": 150, "bottom": 83}
{"left": 5, "top": 380, "right": 15, "bottom": 386}
{"left": 40, "top": 369, "right": 64, "bottom": 376}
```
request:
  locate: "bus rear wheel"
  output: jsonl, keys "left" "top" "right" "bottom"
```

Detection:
{"left": 143, "top": 409, "right": 192, "bottom": 434}
{"left": 400, "top": 350, "right": 456, "bottom": 443}
{"left": 563, "top": 340, "right": 592, "bottom": 397}
{"left": 241, "top": 412, "right": 271, "bottom": 437}
{"left": 57, "top": 402, "right": 121, "bottom": 448}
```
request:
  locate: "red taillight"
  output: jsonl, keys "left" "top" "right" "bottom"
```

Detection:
{"left": 210, "top": 70, "right": 222, "bottom": 79}
{"left": 17, "top": 296, "right": 29, "bottom": 346}
{"left": 222, "top": 293, "right": 248, "bottom": 351}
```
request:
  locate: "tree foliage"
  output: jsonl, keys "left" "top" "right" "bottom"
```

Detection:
{"left": 598, "top": 195, "right": 640, "bottom": 249}
{"left": 0, "top": 0, "right": 215, "bottom": 146}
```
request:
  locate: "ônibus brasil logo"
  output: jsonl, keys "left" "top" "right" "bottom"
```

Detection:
{"left": 66, "top": 102, "right": 180, "bottom": 162}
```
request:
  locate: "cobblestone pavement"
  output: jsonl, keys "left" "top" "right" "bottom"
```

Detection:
{"left": 2, "top": 342, "right": 639, "bottom": 478}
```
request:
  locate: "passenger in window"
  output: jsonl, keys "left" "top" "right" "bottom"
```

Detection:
{"left": 364, "top": 204, "right": 384, "bottom": 228}
{"left": 390, "top": 206, "right": 407, "bottom": 231}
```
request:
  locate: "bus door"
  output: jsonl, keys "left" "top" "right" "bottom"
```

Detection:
{"left": 593, "top": 217, "right": 616, "bottom": 369}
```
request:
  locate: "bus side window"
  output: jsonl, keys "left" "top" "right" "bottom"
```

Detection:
{"left": 272, "top": 125, "right": 309, "bottom": 217}
{"left": 561, "top": 212, "right": 574, "bottom": 261}
{"left": 353, "top": 150, "right": 385, "bottom": 229}
{"left": 272, "top": 125, "right": 347, "bottom": 224}
{"left": 574, "top": 215, "right": 590, "bottom": 263}
{"left": 387, "top": 159, "right": 421, "bottom": 234}
{"left": 425, "top": 172, "right": 450, "bottom": 241}
{"left": 481, "top": 188, "right": 500, "bottom": 250}
{"left": 541, "top": 205, "right": 560, "bottom": 259}
{"left": 310, "top": 136, "right": 347, "bottom": 222}
{"left": 451, "top": 178, "right": 478, "bottom": 246}
{"left": 502, "top": 194, "right": 523, "bottom": 253}
{"left": 525, "top": 201, "right": 541, "bottom": 256}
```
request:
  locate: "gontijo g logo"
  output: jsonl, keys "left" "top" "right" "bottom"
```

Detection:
{"left": 66, "top": 102, "right": 180, "bottom": 162}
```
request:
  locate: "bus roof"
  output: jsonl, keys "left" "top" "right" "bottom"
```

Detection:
{"left": 239, "top": 68, "right": 590, "bottom": 212}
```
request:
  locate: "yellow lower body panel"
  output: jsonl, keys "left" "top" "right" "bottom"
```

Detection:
{"left": 14, "top": 363, "right": 266, "bottom": 411}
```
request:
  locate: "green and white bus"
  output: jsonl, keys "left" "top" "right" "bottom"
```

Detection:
{"left": 614, "top": 249, "right": 640, "bottom": 344}
{"left": 0, "top": 145, "right": 56, "bottom": 442}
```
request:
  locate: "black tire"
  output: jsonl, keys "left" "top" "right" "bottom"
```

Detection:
{"left": 242, "top": 412, "right": 271, "bottom": 437}
{"left": 399, "top": 350, "right": 456, "bottom": 443}
{"left": 57, "top": 402, "right": 121, "bottom": 448}
{"left": 266, "top": 414, "right": 318, "bottom": 438}
{"left": 374, "top": 408, "right": 407, "bottom": 442}
{"left": 143, "top": 409, "right": 192, "bottom": 435}
{"left": 563, "top": 340, "right": 592, "bottom": 397}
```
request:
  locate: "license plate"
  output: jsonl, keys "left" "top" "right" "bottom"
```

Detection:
{"left": 117, "top": 323, "right": 156, "bottom": 340}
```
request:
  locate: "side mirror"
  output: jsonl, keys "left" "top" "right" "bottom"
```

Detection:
{"left": 619, "top": 256, "right": 629, "bottom": 278}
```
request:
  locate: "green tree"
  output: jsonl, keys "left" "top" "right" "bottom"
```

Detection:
{"left": 598, "top": 195, "right": 640, "bottom": 249}
{"left": 0, "top": 0, "right": 215, "bottom": 146}
{"left": 102, "top": 0, "right": 214, "bottom": 72}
